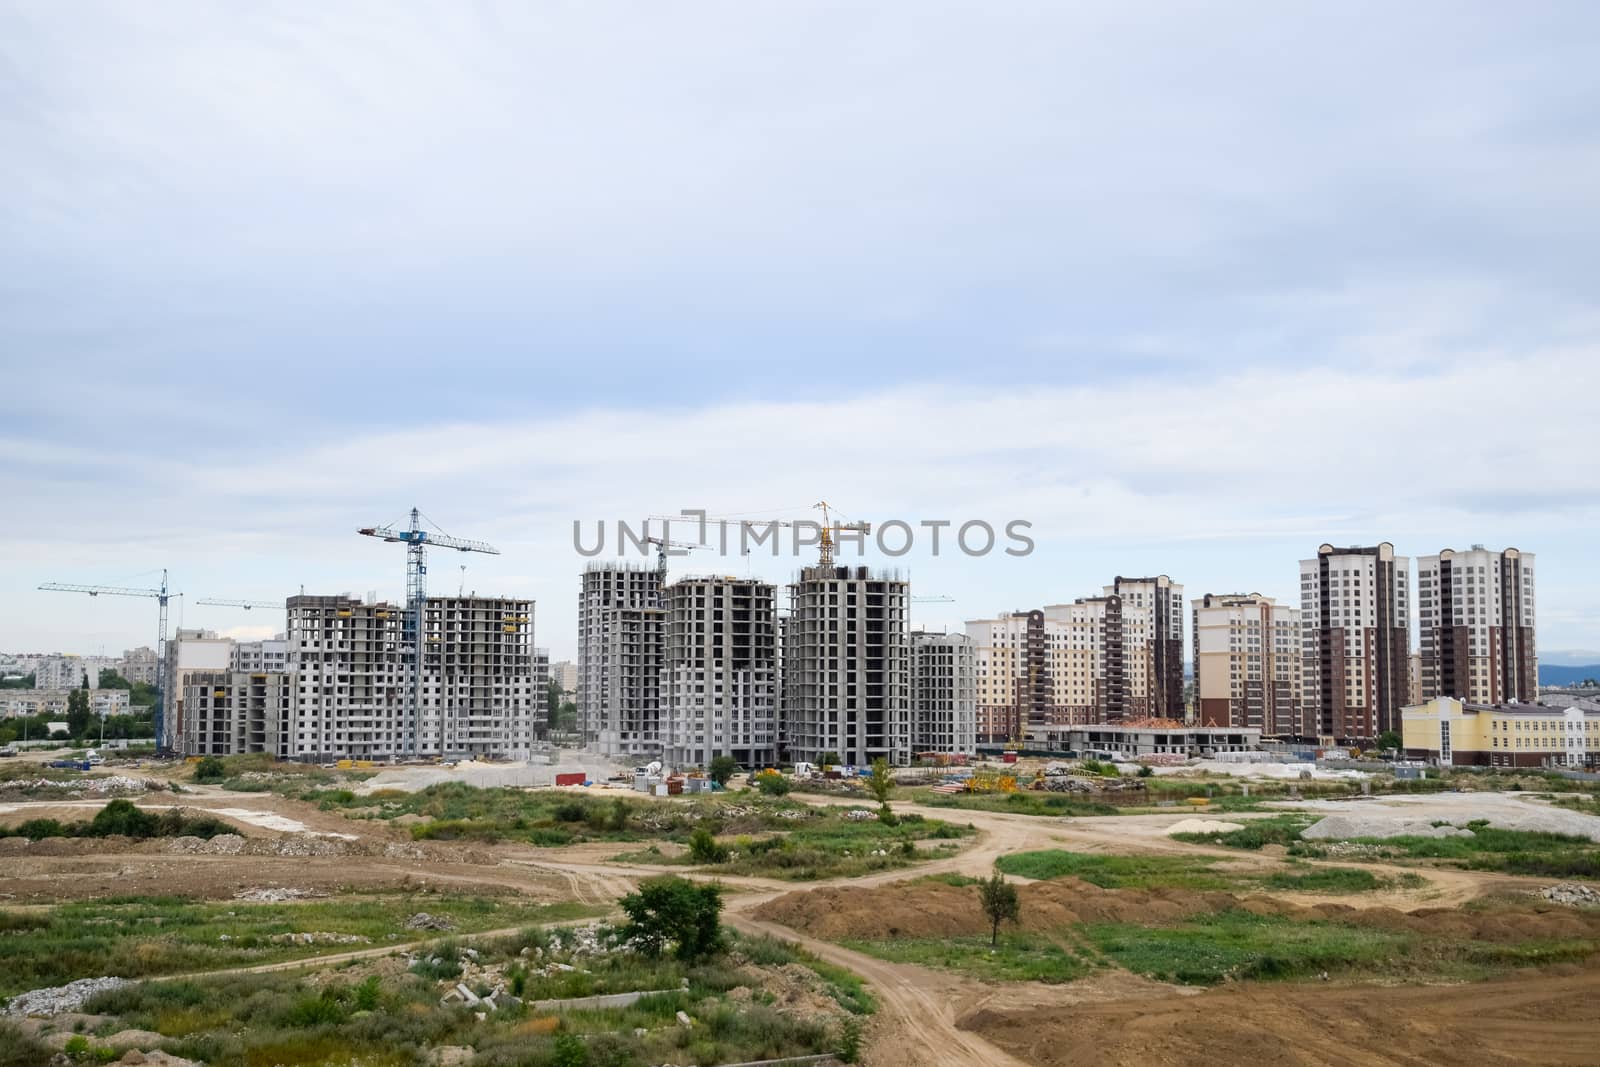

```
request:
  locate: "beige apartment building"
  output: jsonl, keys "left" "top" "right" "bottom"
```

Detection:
{"left": 967, "top": 575, "right": 1184, "bottom": 744}
{"left": 1418, "top": 546, "right": 1536, "bottom": 706}
{"left": 1192, "top": 593, "right": 1306, "bottom": 737}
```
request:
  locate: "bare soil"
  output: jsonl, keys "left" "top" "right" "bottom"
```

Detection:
{"left": 961, "top": 962, "right": 1600, "bottom": 1067}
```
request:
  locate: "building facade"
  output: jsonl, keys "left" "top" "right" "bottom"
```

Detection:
{"left": 421, "top": 596, "right": 542, "bottom": 759}
{"left": 1418, "top": 546, "right": 1537, "bottom": 706}
{"left": 1, "top": 688, "right": 131, "bottom": 719}
{"left": 1300, "top": 544, "right": 1411, "bottom": 743}
{"left": 1192, "top": 593, "right": 1305, "bottom": 737}
{"left": 662, "top": 576, "right": 779, "bottom": 769}
{"left": 180, "top": 670, "right": 292, "bottom": 756}
{"left": 119, "top": 647, "right": 159, "bottom": 686}
{"left": 967, "top": 575, "right": 1184, "bottom": 744}
{"left": 783, "top": 565, "right": 911, "bottom": 766}
{"left": 578, "top": 564, "right": 665, "bottom": 759}
{"left": 1402, "top": 695, "right": 1597, "bottom": 769}
{"left": 909, "top": 631, "right": 977, "bottom": 755}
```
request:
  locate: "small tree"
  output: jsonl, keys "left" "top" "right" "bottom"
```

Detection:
{"left": 194, "top": 756, "right": 226, "bottom": 783}
{"left": 868, "top": 757, "right": 895, "bottom": 807}
{"left": 1376, "top": 730, "right": 1403, "bottom": 753}
{"left": 978, "top": 871, "right": 1020, "bottom": 947}
{"left": 755, "top": 770, "right": 791, "bottom": 797}
{"left": 66, "top": 689, "right": 92, "bottom": 739}
{"left": 708, "top": 754, "right": 739, "bottom": 787}
{"left": 817, "top": 751, "right": 841, "bottom": 773}
{"left": 618, "top": 875, "right": 723, "bottom": 961}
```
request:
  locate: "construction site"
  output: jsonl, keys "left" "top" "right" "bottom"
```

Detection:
{"left": 4, "top": 741, "right": 1600, "bottom": 1066}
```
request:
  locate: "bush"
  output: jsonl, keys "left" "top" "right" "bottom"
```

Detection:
{"left": 86, "top": 798, "right": 158, "bottom": 838}
{"left": 619, "top": 876, "right": 724, "bottom": 961}
{"left": 688, "top": 827, "right": 729, "bottom": 864}
{"left": 194, "top": 756, "right": 226, "bottom": 783}
{"left": 709, "top": 755, "right": 739, "bottom": 787}
{"left": 755, "top": 771, "right": 791, "bottom": 797}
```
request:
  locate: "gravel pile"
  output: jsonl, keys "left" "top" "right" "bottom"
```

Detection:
{"left": 1541, "top": 883, "right": 1600, "bottom": 907}
{"left": 4, "top": 977, "right": 131, "bottom": 1016}
{"left": 234, "top": 886, "right": 312, "bottom": 903}
{"left": 1301, "top": 816, "right": 1471, "bottom": 841}
{"left": 406, "top": 912, "right": 456, "bottom": 931}
{"left": 1302, "top": 805, "right": 1600, "bottom": 843}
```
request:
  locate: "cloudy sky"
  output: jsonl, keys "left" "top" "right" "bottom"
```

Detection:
{"left": 3, "top": 2, "right": 1597, "bottom": 663}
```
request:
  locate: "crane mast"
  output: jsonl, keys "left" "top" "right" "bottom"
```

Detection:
{"left": 358, "top": 508, "right": 499, "bottom": 759}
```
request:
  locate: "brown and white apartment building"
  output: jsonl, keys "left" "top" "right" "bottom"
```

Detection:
{"left": 967, "top": 575, "right": 1184, "bottom": 744}
{"left": 1299, "top": 543, "right": 1411, "bottom": 744}
{"left": 1417, "top": 546, "right": 1536, "bottom": 705}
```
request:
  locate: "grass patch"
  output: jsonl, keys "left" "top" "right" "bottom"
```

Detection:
{"left": 1085, "top": 910, "right": 1408, "bottom": 984}
{"left": 10, "top": 799, "right": 233, "bottom": 841}
{"left": 841, "top": 933, "right": 1089, "bottom": 983}
{"left": 1261, "top": 867, "right": 1386, "bottom": 893}
{"left": 995, "top": 849, "right": 1240, "bottom": 890}
{"left": 0, "top": 894, "right": 600, "bottom": 997}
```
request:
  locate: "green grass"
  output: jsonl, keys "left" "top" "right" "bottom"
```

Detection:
{"left": 612, "top": 810, "right": 973, "bottom": 880}
{"left": 0, "top": 894, "right": 601, "bottom": 998}
{"left": 1085, "top": 910, "right": 1410, "bottom": 984}
{"left": 1084, "top": 908, "right": 1600, "bottom": 986}
{"left": 1260, "top": 867, "right": 1388, "bottom": 893}
{"left": 841, "top": 933, "right": 1090, "bottom": 983}
{"left": 1287, "top": 824, "right": 1600, "bottom": 879}
{"left": 994, "top": 849, "right": 1241, "bottom": 890}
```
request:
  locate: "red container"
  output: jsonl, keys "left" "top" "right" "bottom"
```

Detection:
{"left": 1001, "top": 752, "right": 1018, "bottom": 764}
{"left": 555, "top": 772, "right": 586, "bottom": 787}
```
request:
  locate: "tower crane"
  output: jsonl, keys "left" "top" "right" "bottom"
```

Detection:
{"left": 644, "top": 536, "right": 704, "bottom": 582}
{"left": 195, "top": 598, "right": 281, "bottom": 611}
{"left": 358, "top": 508, "right": 500, "bottom": 759}
{"left": 648, "top": 504, "right": 871, "bottom": 570}
{"left": 39, "top": 570, "right": 176, "bottom": 751}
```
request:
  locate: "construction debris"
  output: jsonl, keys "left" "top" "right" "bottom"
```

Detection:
{"left": 4, "top": 977, "right": 131, "bottom": 1017}
{"left": 1541, "top": 883, "right": 1600, "bottom": 907}
{"left": 406, "top": 912, "right": 456, "bottom": 931}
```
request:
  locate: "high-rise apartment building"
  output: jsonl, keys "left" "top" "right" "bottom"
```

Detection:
{"left": 783, "top": 565, "right": 910, "bottom": 766}
{"left": 967, "top": 574, "right": 1184, "bottom": 744}
{"left": 662, "top": 576, "right": 779, "bottom": 769}
{"left": 909, "top": 631, "right": 976, "bottom": 755}
{"left": 180, "top": 670, "right": 293, "bottom": 756}
{"left": 422, "top": 596, "right": 542, "bottom": 759}
{"left": 1417, "top": 547, "right": 1536, "bottom": 706}
{"left": 1192, "top": 593, "right": 1305, "bottom": 737}
{"left": 163, "top": 629, "right": 236, "bottom": 751}
{"left": 286, "top": 595, "right": 408, "bottom": 760}
{"left": 578, "top": 564, "right": 665, "bottom": 759}
{"left": 1300, "top": 543, "right": 1411, "bottom": 742}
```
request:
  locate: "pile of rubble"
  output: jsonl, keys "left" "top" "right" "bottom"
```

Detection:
{"left": 841, "top": 808, "right": 877, "bottom": 821}
{"left": 0, "top": 776, "right": 164, "bottom": 796}
{"left": 162, "top": 834, "right": 354, "bottom": 858}
{"left": 233, "top": 886, "right": 314, "bottom": 903}
{"left": 265, "top": 931, "right": 369, "bottom": 946}
{"left": 4, "top": 977, "right": 131, "bottom": 1017}
{"left": 1540, "top": 883, "right": 1600, "bottom": 907}
{"left": 406, "top": 912, "right": 456, "bottom": 931}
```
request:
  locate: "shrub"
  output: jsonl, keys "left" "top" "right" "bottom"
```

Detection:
{"left": 754, "top": 771, "right": 791, "bottom": 797}
{"left": 709, "top": 755, "right": 739, "bottom": 787}
{"left": 86, "top": 798, "right": 158, "bottom": 838}
{"left": 193, "top": 756, "right": 225, "bottom": 783}
{"left": 14, "top": 818, "right": 67, "bottom": 840}
{"left": 688, "top": 828, "right": 729, "bottom": 864}
{"left": 619, "top": 876, "right": 724, "bottom": 961}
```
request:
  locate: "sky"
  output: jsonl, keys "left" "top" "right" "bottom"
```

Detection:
{"left": 2, "top": 2, "right": 1598, "bottom": 664}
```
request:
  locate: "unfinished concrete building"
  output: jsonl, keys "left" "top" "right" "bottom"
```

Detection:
{"left": 783, "top": 565, "right": 911, "bottom": 767}
{"left": 286, "top": 595, "right": 408, "bottom": 760}
{"left": 662, "top": 576, "right": 779, "bottom": 769}
{"left": 579, "top": 564, "right": 665, "bottom": 759}
{"left": 179, "top": 670, "right": 292, "bottom": 756}
{"left": 910, "top": 630, "right": 977, "bottom": 755}
{"left": 422, "top": 596, "right": 542, "bottom": 759}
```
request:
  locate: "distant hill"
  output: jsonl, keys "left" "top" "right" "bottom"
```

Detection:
{"left": 1539, "top": 664, "right": 1600, "bottom": 687}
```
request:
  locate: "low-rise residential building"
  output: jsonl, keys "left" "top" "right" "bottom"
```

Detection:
{"left": 1043, "top": 722, "right": 1261, "bottom": 759}
{"left": 1402, "top": 695, "right": 1599, "bottom": 769}
{"left": 1, "top": 688, "right": 131, "bottom": 719}
{"left": 910, "top": 630, "right": 977, "bottom": 756}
